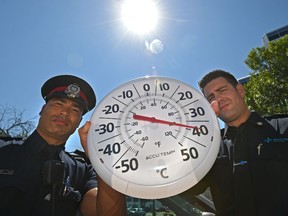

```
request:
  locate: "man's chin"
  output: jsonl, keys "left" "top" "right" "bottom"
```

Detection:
{"left": 219, "top": 113, "right": 232, "bottom": 124}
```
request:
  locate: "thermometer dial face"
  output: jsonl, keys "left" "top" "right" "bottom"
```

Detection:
{"left": 88, "top": 76, "right": 220, "bottom": 199}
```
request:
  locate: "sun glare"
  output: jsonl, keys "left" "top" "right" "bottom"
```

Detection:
{"left": 121, "top": 0, "right": 159, "bottom": 35}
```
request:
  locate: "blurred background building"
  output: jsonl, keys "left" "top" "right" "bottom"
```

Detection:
{"left": 262, "top": 24, "right": 288, "bottom": 47}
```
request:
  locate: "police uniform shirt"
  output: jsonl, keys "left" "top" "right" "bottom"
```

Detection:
{"left": 0, "top": 130, "right": 97, "bottom": 216}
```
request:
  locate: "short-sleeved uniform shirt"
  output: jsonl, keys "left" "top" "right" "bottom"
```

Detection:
{"left": 0, "top": 130, "right": 97, "bottom": 216}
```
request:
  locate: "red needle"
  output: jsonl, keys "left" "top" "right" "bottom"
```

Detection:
{"left": 133, "top": 114, "right": 197, "bottom": 129}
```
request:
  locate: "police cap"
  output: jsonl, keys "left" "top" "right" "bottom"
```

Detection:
{"left": 41, "top": 75, "right": 96, "bottom": 115}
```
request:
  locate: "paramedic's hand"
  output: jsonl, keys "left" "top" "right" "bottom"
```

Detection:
{"left": 211, "top": 101, "right": 220, "bottom": 117}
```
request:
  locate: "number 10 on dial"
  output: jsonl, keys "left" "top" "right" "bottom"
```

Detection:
{"left": 88, "top": 76, "right": 220, "bottom": 199}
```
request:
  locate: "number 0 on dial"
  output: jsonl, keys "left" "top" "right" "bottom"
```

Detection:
{"left": 88, "top": 76, "right": 220, "bottom": 199}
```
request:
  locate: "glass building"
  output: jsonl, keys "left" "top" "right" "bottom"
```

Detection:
{"left": 262, "top": 24, "right": 288, "bottom": 47}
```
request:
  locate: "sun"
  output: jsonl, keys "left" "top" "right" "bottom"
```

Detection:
{"left": 121, "top": 0, "right": 159, "bottom": 35}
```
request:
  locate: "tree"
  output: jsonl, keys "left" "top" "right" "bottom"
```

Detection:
{"left": 244, "top": 34, "right": 288, "bottom": 116}
{"left": 0, "top": 105, "right": 36, "bottom": 138}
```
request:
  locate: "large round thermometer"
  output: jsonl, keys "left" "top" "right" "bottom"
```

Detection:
{"left": 88, "top": 76, "right": 220, "bottom": 199}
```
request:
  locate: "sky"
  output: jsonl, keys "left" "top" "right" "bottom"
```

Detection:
{"left": 1, "top": 0, "right": 288, "bottom": 151}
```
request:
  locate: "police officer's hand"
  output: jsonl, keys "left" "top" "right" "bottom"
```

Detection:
{"left": 211, "top": 100, "right": 220, "bottom": 116}
{"left": 78, "top": 121, "right": 91, "bottom": 159}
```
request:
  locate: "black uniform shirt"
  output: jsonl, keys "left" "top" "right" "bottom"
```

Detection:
{"left": 210, "top": 112, "right": 288, "bottom": 216}
{"left": 180, "top": 112, "right": 288, "bottom": 216}
{"left": 0, "top": 130, "right": 97, "bottom": 216}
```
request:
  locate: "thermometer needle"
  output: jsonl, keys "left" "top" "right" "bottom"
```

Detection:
{"left": 133, "top": 114, "right": 197, "bottom": 129}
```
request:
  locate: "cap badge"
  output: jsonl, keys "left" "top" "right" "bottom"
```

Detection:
{"left": 65, "top": 84, "right": 81, "bottom": 98}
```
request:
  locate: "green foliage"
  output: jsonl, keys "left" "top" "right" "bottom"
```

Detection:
{"left": 244, "top": 35, "right": 288, "bottom": 115}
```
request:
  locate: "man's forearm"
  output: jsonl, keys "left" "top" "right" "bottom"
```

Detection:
{"left": 97, "top": 177, "right": 127, "bottom": 216}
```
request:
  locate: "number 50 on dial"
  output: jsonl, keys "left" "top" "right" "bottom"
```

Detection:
{"left": 88, "top": 76, "right": 220, "bottom": 199}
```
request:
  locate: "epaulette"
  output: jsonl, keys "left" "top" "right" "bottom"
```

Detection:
{"left": 0, "top": 136, "right": 25, "bottom": 148}
{"left": 67, "top": 149, "right": 91, "bottom": 164}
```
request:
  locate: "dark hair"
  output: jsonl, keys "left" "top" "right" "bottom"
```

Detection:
{"left": 198, "top": 69, "right": 239, "bottom": 92}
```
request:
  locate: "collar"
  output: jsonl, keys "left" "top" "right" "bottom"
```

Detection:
{"left": 243, "top": 112, "right": 266, "bottom": 127}
{"left": 223, "top": 112, "right": 265, "bottom": 136}
{"left": 26, "top": 130, "right": 66, "bottom": 156}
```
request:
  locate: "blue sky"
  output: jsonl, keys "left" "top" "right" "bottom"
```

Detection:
{"left": 1, "top": 0, "right": 288, "bottom": 151}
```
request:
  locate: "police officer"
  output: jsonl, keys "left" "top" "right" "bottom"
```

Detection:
{"left": 0, "top": 75, "right": 126, "bottom": 216}
{"left": 181, "top": 70, "right": 288, "bottom": 216}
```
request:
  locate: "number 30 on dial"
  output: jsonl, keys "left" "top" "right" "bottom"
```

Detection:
{"left": 88, "top": 76, "right": 220, "bottom": 199}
